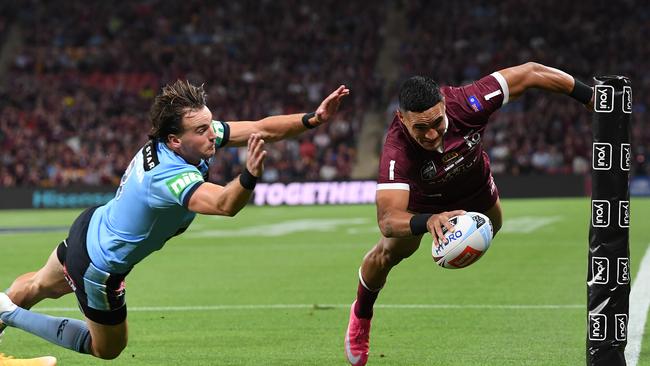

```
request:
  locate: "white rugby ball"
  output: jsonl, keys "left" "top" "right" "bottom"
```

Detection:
{"left": 431, "top": 212, "right": 493, "bottom": 269}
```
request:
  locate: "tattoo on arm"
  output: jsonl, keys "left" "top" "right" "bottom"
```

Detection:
{"left": 383, "top": 222, "right": 393, "bottom": 237}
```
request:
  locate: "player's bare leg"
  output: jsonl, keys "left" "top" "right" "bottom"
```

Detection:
{"left": 1, "top": 247, "right": 72, "bottom": 343}
{"left": 483, "top": 198, "right": 503, "bottom": 236}
{"left": 361, "top": 234, "right": 424, "bottom": 291}
{"left": 345, "top": 234, "right": 423, "bottom": 366}
{"left": 6, "top": 247, "right": 73, "bottom": 309}
{"left": 84, "top": 319, "right": 128, "bottom": 360}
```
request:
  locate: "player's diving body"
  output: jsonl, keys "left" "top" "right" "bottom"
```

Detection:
{"left": 344, "top": 62, "right": 594, "bottom": 366}
{"left": 0, "top": 80, "right": 349, "bottom": 361}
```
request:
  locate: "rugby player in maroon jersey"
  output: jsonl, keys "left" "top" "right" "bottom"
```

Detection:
{"left": 344, "top": 62, "right": 594, "bottom": 366}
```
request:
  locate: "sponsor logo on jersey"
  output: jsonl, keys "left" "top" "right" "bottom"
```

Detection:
{"left": 421, "top": 160, "right": 437, "bottom": 180}
{"left": 591, "top": 200, "right": 610, "bottom": 227}
{"left": 467, "top": 95, "right": 483, "bottom": 112}
{"left": 588, "top": 314, "right": 607, "bottom": 341}
{"left": 166, "top": 171, "right": 204, "bottom": 198}
{"left": 212, "top": 120, "right": 226, "bottom": 147}
{"left": 142, "top": 140, "right": 160, "bottom": 171}
{"left": 442, "top": 152, "right": 459, "bottom": 164}
{"left": 591, "top": 256, "right": 609, "bottom": 284}
{"left": 463, "top": 131, "right": 481, "bottom": 149}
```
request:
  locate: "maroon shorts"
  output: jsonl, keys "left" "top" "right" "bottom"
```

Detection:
{"left": 408, "top": 175, "right": 499, "bottom": 214}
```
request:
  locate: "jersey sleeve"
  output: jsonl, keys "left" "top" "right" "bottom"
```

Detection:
{"left": 377, "top": 142, "right": 412, "bottom": 191}
{"left": 149, "top": 165, "right": 205, "bottom": 208}
{"left": 443, "top": 72, "right": 509, "bottom": 128}
{"left": 211, "top": 120, "right": 230, "bottom": 148}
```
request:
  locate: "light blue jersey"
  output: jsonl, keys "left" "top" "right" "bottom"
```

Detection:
{"left": 86, "top": 121, "right": 229, "bottom": 274}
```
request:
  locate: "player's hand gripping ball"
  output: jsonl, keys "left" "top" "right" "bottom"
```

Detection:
{"left": 431, "top": 212, "right": 493, "bottom": 269}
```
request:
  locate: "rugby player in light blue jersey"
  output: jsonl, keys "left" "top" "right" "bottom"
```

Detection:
{"left": 0, "top": 80, "right": 349, "bottom": 360}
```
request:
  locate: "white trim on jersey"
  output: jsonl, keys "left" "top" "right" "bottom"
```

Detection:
{"left": 490, "top": 71, "right": 510, "bottom": 105}
{"left": 376, "top": 183, "right": 410, "bottom": 191}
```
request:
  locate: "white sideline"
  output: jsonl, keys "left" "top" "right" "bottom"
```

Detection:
{"left": 33, "top": 303, "right": 583, "bottom": 312}
{"left": 626, "top": 244, "right": 650, "bottom": 366}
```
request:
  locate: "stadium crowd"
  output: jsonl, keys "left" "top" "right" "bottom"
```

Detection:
{"left": 397, "top": 0, "right": 648, "bottom": 176}
{"left": 0, "top": 0, "right": 647, "bottom": 188}
{"left": 0, "top": 0, "right": 385, "bottom": 187}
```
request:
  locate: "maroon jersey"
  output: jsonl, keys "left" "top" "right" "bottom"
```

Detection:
{"left": 377, "top": 73, "right": 509, "bottom": 213}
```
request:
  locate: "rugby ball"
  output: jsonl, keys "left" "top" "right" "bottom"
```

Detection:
{"left": 431, "top": 212, "right": 493, "bottom": 269}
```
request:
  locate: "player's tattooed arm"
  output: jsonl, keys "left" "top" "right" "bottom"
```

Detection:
{"left": 376, "top": 190, "right": 416, "bottom": 238}
{"left": 497, "top": 62, "right": 589, "bottom": 105}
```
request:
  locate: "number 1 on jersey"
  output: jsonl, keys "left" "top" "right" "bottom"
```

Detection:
{"left": 389, "top": 160, "right": 395, "bottom": 181}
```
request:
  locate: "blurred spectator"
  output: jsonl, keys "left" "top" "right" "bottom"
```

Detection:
{"left": 1, "top": 0, "right": 648, "bottom": 188}
{"left": 1, "top": 0, "right": 386, "bottom": 187}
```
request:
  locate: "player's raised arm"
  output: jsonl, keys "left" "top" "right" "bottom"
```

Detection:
{"left": 497, "top": 62, "right": 594, "bottom": 109}
{"left": 188, "top": 134, "right": 266, "bottom": 216}
{"left": 223, "top": 85, "right": 350, "bottom": 147}
{"left": 376, "top": 189, "right": 464, "bottom": 245}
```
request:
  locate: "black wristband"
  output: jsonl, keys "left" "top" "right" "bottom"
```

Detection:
{"left": 569, "top": 78, "right": 593, "bottom": 105}
{"left": 409, "top": 213, "right": 433, "bottom": 235}
{"left": 301, "top": 112, "right": 317, "bottom": 129}
{"left": 239, "top": 167, "right": 258, "bottom": 190}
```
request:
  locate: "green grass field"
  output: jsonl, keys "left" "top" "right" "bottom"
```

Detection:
{"left": 1, "top": 198, "right": 649, "bottom": 365}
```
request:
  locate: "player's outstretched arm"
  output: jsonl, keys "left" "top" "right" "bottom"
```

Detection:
{"left": 498, "top": 62, "right": 594, "bottom": 109}
{"left": 376, "top": 189, "right": 464, "bottom": 244}
{"left": 188, "top": 134, "right": 266, "bottom": 215}
{"left": 223, "top": 85, "right": 350, "bottom": 147}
